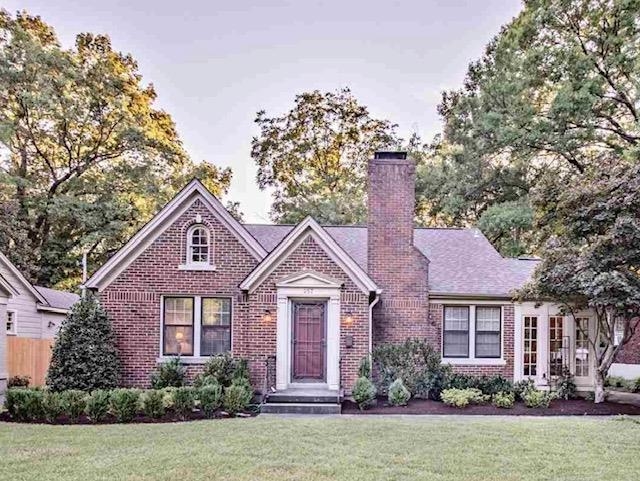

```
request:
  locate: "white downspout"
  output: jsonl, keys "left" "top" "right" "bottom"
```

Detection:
{"left": 368, "top": 291, "right": 381, "bottom": 367}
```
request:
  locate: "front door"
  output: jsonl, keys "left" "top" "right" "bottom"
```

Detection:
{"left": 292, "top": 301, "right": 326, "bottom": 381}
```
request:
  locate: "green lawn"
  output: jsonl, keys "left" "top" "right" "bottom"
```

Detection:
{"left": 1, "top": 416, "right": 639, "bottom": 481}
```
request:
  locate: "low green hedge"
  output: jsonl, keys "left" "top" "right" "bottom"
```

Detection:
{"left": 3, "top": 382, "right": 254, "bottom": 424}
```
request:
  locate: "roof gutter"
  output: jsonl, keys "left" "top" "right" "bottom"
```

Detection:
{"left": 36, "top": 304, "right": 70, "bottom": 315}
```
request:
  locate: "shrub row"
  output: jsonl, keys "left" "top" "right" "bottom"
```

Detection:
{"left": 150, "top": 353, "right": 250, "bottom": 390}
{"left": 4, "top": 381, "right": 253, "bottom": 423}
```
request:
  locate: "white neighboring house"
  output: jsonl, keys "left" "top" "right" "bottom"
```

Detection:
{"left": 0, "top": 252, "right": 79, "bottom": 393}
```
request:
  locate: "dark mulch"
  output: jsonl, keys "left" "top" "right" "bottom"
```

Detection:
{"left": 0, "top": 408, "right": 257, "bottom": 425}
{"left": 342, "top": 397, "right": 640, "bottom": 416}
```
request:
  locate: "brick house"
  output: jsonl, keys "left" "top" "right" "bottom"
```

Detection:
{"left": 85, "top": 151, "right": 640, "bottom": 401}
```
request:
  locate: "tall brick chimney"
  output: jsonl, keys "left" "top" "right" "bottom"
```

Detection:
{"left": 367, "top": 151, "right": 431, "bottom": 345}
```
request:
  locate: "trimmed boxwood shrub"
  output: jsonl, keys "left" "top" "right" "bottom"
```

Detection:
{"left": 110, "top": 389, "right": 141, "bottom": 422}
{"left": 199, "top": 383, "right": 223, "bottom": 418}
{"left": 441, "top": 388, "right": 487, "bottom": 408}
{"left": 352, "top": 377, "right": 377, "bottom": 410}
{"left": 142, "top": 390, "right": 166, "bottom": 419}
{"left": 223, "top": 384, "right": 252, "bottom": 415}
{"left": 86, "top": 390, "right": 111, "bottom": 422}
{"left": 150, "top": 357, "right": 185, "bottom": 389}
{"left": 445, "top": 373, "right": 513, "bottom": 396}
{"left": 47, "top": 296, "right": 120, "bottom": 392}
{"left": 492, "top": 391, "right": 515, "bottom": 409}
{"left": 5, "top": 388, "right": 44, "bottom": 421}
{"left": 60, "top": 390, "right": 87, "bottom": 422}
{"left": 173, "top": 387, "right": 196, "bottom": 420}
{"left": 388, "top": 379, "right": 411, "bottom": 406}
{"left": 42, "top": 391, "right": 64, "bottom": 422}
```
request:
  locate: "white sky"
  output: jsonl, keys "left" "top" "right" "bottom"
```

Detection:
{"left": 4, "top": 0, "right": 523, "bottom": 222}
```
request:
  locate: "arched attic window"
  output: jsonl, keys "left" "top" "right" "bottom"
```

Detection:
{"left": 187, "top": 224, "right": 210, "bottom": 265}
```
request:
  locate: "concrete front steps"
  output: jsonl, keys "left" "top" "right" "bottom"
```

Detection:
{"left": 261, "top": 387, "right": 342, "bottom": 414}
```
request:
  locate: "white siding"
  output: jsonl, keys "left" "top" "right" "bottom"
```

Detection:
{"left": 0, "top": 261, "right": 46, "bottom": 339}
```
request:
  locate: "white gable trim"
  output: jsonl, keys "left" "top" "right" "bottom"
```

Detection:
{"left": 0, "top": 252, "right": 48, "bottom": 304}
{"left": 275, "top": 270, "right": 344, "bottom": 289}
{"left": 0, "top": 274, "right": 17, "bottom": 298}
{"left": 240, "top": 217, "right": 378, "bottom": 295}
{"left": 86, "top": 179, "right": 267, "bottom": 291}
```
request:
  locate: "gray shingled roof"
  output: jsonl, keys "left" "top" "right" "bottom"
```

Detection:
{"left": 34, "top": 286, "right": 79, "bottom": 310}
{"left": 244, "top": 224, "right": 538, "bottom": 298}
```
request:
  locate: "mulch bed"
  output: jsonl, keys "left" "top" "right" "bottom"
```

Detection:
{"left": 342, "top": 397, "right": 640, "bottom": 416}
{"left": 0, "top": 408, "right": 257, "bottom": 425}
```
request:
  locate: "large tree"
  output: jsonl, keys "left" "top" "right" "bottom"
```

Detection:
{"left": 420, "top": 0, "right": 640, "bottom": 255}
{"left": 0, "top": 11, "right": 232, "bottom": 288}
{"left": 524, "top": 160, "right": 640, "bottom": 402}
{"left": 251, "top": 88, "right": 401, "bottom": 224}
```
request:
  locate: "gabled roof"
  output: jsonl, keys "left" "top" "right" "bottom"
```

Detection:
{"left": 86, "top": 179, "right": 268, "bottom": 291}
{"left": 244, "top": 224, "right": 538, "bottom": 298}
{"left": 34, "top": 286, "right": 79, "bottom": 311}
{"left": 0, "top": 252, "right": 48, "bottom": 304}
{"left": 0, "top": 252, "right": 78, "bottom": 311}
{"left": 240, "top": 217, "right": 379, "bottom": 295}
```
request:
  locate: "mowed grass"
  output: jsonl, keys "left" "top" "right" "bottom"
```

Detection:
{"left": 1, "top": 416, "right": 639, "bottom": 481}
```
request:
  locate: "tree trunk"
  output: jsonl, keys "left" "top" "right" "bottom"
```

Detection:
{"left": 594, "top": 370, "right": 606, "bottom": 404}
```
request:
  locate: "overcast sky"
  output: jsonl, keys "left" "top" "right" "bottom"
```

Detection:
{"left": 4, "top": 0, "right": 522, "bottom": 222}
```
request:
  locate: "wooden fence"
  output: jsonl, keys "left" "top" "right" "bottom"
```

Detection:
{"left": 6, "top": 337, "right": 53, "bottom": 386}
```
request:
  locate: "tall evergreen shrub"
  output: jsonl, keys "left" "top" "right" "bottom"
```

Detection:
{"left": 47, "top": 295, "right": 120, "bottom": 391}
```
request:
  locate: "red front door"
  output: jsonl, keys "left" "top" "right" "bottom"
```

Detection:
{"left": 292, "top": 301, "right": 326, "bottom": 381}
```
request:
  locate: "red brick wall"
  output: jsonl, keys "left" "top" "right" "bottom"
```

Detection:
{"left": 246, "top": 234, "right": 370, "bottom": 390}
{"left": 615, "top": 319, "right": 640, "bottom": 365}
{"left": 100, "top": 199, "right": 259, "bottom": 387}
{"left": 428, "top": 303, "right": 515, "bottom": 379}
{"left": 100, "top": 199, "right": 369, "bottom": 390}
{"left": 367, "top": 157, "right": 433, "bottom": 346}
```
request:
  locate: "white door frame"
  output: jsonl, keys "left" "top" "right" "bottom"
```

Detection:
{"left": 514, "top": 302, "right": 595, "bottom": 388}
{"left": 275, "top": 273, "right": 341, "bottom": 391}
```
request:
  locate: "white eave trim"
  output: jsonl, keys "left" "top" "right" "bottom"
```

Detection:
{"left": 240, "top": 216, "right": 378, "bottom": 295}
{"left": 36, "top": 304, "right": 70, "bottom": 315}
{"left": 86, "top": 179, "right": 267, "bottom": 291}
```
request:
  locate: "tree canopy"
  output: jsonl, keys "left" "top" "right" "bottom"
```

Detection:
{"left": 522, "top": 160, "right": 640, "bottom": 401}
{"left": 418, "top": 0, "right": 640, "bottom": 256}
{"left": 251, "top": 88, "right": 401, "bottom": 224}
{"left": 0, "top": 10, "right": 232, "bottom": 288}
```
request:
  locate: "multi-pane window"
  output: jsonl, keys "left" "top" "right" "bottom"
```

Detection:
{"left": 443, "top": 306, "right": 469, "bottom": 357}
{"left": 188, "top": 225, "right": 210, "bottom": 264}
{"left": 614, "top": 319, "right": 625, "bottom": 346}
{"left": 6, "top": 311, "right": 16, "bottom": 335}
{"left": 575, "top": 317, "right": 590, "bottom": 377}
{"left": 475, "top": 307, "right": 501, "bottom": 358}
{"left": 201, "top": 298, "right": 232, "bottom": 356}
{"left": 163, "top": 297, "right": 194, "bottom": 355}
{"left": 523, "top": 316, "right": 537, "bottom": 376}
{"left": 549, "top": 316, "right": 565, "bottom": 377}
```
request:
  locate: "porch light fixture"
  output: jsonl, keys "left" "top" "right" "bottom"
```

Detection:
{"left": 263, "top": 309, "right": 273, "bottom": 323}
{"left": 343, "top": 311, "right": 354, "bottom": 326}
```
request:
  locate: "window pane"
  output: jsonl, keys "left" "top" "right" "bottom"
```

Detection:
{"left": 6, "top": 312, "right": 15, "bottom": 333}
{"left": 164, "top": 297, "right": 193, "bottom": 325}
{"left": 444, "top": 332, "right": 469, "bottom": 357}
{"left": 202, "top": 298, "right": 231, "bottom": 326}
{"left": 444, "top": 306, "right": 469, "bottom": 330}
{"left": 476, "top": 307, "right": 501, "bottom": 331}
{"left": 163, "top": 326, "right": 194, "bottom": 355}
{"left": 201, "top": 327, "right": 231, "bottom": 356}
{"left": 476, "top": 332, "right": 500, "bottom": 357}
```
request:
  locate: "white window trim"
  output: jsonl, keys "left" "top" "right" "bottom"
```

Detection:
{"left": 179, "top": 224, "right": 216, "bottom": 271}
{"left": 442, "top": 304, "right": 506, "bottom": 365}
{"left": 157, "top": 295, "right": 232, "bottom": 362}
{"left": 6, "top": 309, "right": 17, "bottom": 336}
